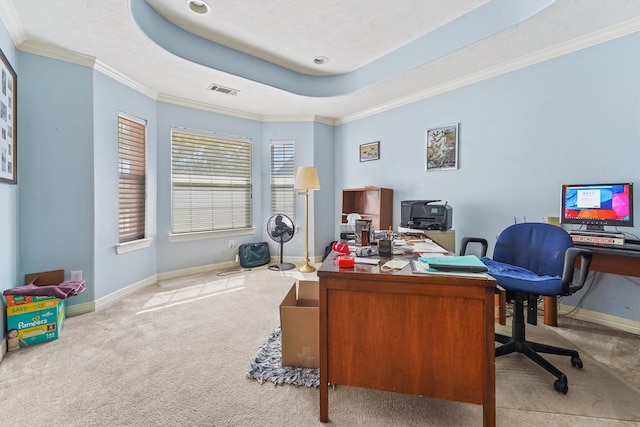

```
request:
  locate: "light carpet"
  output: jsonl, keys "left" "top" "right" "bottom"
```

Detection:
{"left": 0, "top": 266, "right": 639, "bottom": 426}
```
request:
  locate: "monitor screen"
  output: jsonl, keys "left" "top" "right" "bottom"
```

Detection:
{"left": 561, "top": 183, "right": 634, "bottom": 231}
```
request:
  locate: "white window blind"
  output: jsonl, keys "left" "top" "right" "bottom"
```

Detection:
{"left": 270, "top": 141, "right": 295, "bottom": 219}
{"left": 118, "top": 114, "right": 146, "bottom": 243}
{"left": 171, "top": 129, "right": 252, "bottom": 234}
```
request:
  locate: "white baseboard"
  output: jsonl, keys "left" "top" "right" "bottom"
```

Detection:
{"left": 559, "top": 304, "right": 640, "bottom": 335}
{"left": 66, "top": 300, "right": 96, "bottom": 317}
{"left": 65, "top": 261, "right": 240, "bottom": 316}
{"left": 156, "top": 261, "right": 238, "bottom": 281}
{"left": 94, "top": 275, "right": 158, "bottom": 312}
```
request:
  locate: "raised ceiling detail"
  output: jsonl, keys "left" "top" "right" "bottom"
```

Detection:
{"left": 2, "top": 0, "right": 638, "bottom": 122}
{"left": 135, "top": 0, "right": 556, "bottom": 97}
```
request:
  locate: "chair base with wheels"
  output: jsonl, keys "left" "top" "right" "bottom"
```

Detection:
{"left": 495, "top": 293, "right": 583, "bottom": 394}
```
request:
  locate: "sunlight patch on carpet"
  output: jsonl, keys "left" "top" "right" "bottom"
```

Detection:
{"left": 246, "top": 327, "right": 319, "bottom": 387}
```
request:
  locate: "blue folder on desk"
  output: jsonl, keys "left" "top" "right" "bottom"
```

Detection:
{"left": 418, "top": 255, "right": 488, "bottom": 273}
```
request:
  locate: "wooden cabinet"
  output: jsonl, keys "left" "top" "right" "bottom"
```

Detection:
{"left": 341, "top": 187, "right": 393, "bottom": 232}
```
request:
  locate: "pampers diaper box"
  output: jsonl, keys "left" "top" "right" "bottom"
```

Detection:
{"left": 6, "top": 295, "right": 66, "bottom": 350}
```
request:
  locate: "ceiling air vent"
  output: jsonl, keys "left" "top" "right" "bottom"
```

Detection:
{"left": 208, "top": 84, "right": 239, "bottom": 96}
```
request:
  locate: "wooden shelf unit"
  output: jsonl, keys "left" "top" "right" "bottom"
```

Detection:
{"left": 341, "top": 187, "right": 393, "bottom": 232}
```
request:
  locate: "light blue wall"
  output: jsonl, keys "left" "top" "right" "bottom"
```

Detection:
{"left": 313, "top": 122, "right": 336, "bottom": 254}
{"left": 155, "top": 102, "right": 264, "bottom": 273}
{"left": 336, "top": 33, "right": 640, "bottom": 321}
{"left": 93, "top": 71, "right": 158, "bottom": 299}
{"left": 0, "top": 25, "right": 18, "bottom": 339}
{"left": 18, "top": 53, "right": 95, "bottom": 306}
{"left": 261, "top": 121, "right": 336, "bottom": 258}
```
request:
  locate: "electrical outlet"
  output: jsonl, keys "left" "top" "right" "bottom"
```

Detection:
{"left": 71, "top": 270, "right": 82, "bottom": 281}
{"left": 228, "top": 240, "right": 235, "bottom": 249}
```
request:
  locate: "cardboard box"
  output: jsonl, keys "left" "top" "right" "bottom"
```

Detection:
{"left": 6, "top": 297, "right": 66, "bottom": 351}
{"left": 279, "top": 280, "right": 319, "bottom": 368}
{"left": 24, "top": 269, "right": 64, "bottom": 286}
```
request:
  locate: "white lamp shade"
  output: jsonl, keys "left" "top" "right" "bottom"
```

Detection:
{"left": 294, "top": 167, "right": 320, "bottom": 190}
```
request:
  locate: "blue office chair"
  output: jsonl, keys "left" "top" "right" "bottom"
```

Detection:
{"left": 461, "top": 222, "right": 592, "bottom": 393}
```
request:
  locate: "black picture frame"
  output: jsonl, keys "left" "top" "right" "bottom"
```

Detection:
{"left": 0, "top": 47, "right": 16, "bottom": 184}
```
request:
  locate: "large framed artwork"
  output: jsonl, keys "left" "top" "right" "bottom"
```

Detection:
{"left": 426, "top": 123, "right": 458, "bottom": 171}
{"left": 0, "top": 48, "right": 16, "bottom": 184}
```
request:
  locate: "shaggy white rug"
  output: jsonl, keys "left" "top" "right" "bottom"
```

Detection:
{"left": 246, "top": 326, "right": 319, "bottom": 387}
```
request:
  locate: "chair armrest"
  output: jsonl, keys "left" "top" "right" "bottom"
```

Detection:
{"left": 562, "top": 247, "right": 593, "bottom": 295}
{"left": 459, "top": 237, "right": 488, "bottom": 257}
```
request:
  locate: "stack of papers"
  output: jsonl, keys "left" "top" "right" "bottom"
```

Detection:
{"left": 411, "top": 241, "right": 449, "bottom": 254}
{"left": 412, "top": 255, "right": 489, "bottom": 276}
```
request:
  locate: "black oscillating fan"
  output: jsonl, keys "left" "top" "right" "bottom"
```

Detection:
{"left": 266, "top": 214, "right": 296, "bottom": 271}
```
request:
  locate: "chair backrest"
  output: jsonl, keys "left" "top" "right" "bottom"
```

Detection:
{"left": 493, "top": 223, "right": 574, "bottom": 277}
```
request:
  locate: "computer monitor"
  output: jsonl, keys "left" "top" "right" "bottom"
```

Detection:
{"left": 561, "top": 183, "right": 634, "bottom": 232}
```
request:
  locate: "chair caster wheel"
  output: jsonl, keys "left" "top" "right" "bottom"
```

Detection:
{"left": 571, "top": 356, "right": 583, "bottom": 369}
{"left": 554, "top": 377, "right": 568, "bottom": 394}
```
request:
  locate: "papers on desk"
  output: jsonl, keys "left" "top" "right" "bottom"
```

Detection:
{"left": 354, "top": 257, "right": 380, "bottom": 265}
{"left": 410, "top": 240, "right": 449, "bottom": 254}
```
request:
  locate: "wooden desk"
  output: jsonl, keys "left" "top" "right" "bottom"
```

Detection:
{"left": 543, "top": 246, "right": 640, "bottom": 326}
{"left": 317, "top": 254, "right": 497, "bottom": 426}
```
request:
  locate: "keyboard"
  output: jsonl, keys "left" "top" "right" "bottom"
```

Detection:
{"left": 576, "top": 240, "right": 640, "bottom": 252}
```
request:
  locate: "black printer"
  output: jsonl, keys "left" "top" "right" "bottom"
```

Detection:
{"left": 400, "top": 200, "right": 452, "bottom": 231}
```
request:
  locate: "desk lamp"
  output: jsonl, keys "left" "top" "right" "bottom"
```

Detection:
{"left": 294, "top": 166, "right": 321, "bottom": 273}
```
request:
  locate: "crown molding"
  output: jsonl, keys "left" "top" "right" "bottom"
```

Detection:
{"left": 0, "top": 1, "right": 26, "bottom": 47}
{"left": 11, "top": 36, "right": 322, "bottom": 124}
{"left": 313, "top": 116, "right": 337, "bottom": 126}
{"left": 18, "top": 39, "right": 96, "bottom": 67}
{"left": 262, "top": 115, "right": 336, "bottom": 125}
{"left": 157, "top": 93, "right": 264, "bottom": 122}
{"left": 94, "top": 60, "right": 159, "bottom": 100}
{"left": 337, "top": 18, "right": 640, "bottom": 125}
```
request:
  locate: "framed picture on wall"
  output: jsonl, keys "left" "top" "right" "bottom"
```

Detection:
{"left": 0, "top": 48, "right": 16, "bottom": 184}
{"left": 360, "top": 141, "right": 380, "bottom": 162}
{"left": 426, "top": 123, "right": 458, "bottom": 171}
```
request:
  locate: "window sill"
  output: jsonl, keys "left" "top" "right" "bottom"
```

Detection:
{"left": 116, "top": 238, "right": 153, "bottom": 255}
{"left": 168, "top": 227, "right": 256, "bottom": 243}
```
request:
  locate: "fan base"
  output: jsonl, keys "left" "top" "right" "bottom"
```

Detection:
{"left": 268, "top": 263, "right": 296, "bottom": 271}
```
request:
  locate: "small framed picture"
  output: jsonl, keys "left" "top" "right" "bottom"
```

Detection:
{"left": 426, "top": 123, "right": 458, "bottom": 171}
{"left": 360, "top": 141, "right": 380, "bottom": 162}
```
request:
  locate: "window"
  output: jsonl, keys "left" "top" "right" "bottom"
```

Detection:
{"left": 118, "top": 114, "right": 146, "bottom": 243}
{"left": 171, "top": 129, "right": 252, "bottom": 234}
{"left": 270, "top": 141, "right": 295, "bottom": 219}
